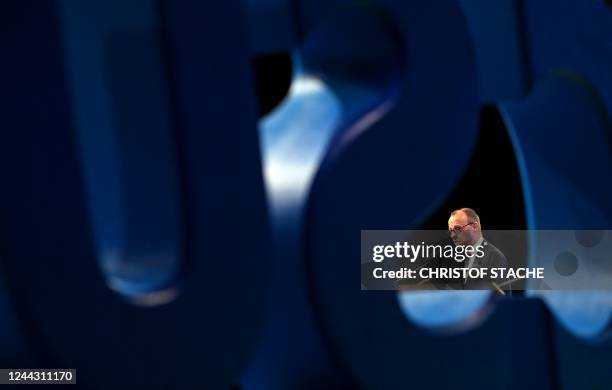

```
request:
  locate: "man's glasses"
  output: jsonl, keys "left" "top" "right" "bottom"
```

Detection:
{"left": 448, "top": 222, "right": 474, "bottom": 235}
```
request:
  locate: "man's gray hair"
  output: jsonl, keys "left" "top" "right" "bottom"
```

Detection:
{"left": 450, "top": 208, "right": 481, "bottom": 226}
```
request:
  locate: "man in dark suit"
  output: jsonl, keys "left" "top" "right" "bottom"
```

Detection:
{"left": 448, "top": 208, "right": 510, "bottom": 294}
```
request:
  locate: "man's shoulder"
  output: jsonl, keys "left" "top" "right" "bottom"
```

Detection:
{"left": 482, "top": 240, "right": 503, "bottom": 255}
{"left": 481, "top": 240, "right": 508, "bottom": 266}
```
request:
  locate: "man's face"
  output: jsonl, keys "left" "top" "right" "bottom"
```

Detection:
{"left": 448, "top": 211, "right": 479, "bottom": 245}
